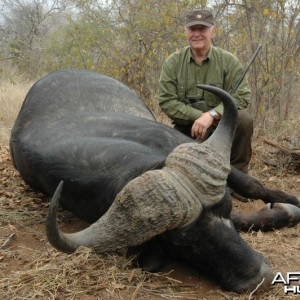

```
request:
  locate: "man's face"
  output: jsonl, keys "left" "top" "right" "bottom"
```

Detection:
{"left": 185, "top": 25, "right": 215, "bottom": 52}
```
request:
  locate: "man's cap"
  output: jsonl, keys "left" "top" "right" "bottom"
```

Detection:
{"left": 185, "top": 9, "right": 214, "bottom": 28}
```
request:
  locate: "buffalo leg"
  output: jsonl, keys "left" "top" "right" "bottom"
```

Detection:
{"left": 227, "top": 167, "right": 300, "bottom": 207}
{"left": 231, "top": 203, "right": 300, "bottom": 232}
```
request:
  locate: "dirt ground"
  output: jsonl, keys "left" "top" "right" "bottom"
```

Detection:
{"left": 0, "top": 140, "right": 300, "bottom": 300}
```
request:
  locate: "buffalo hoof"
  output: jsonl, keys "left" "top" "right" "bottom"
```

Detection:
{"left": 273, "top": 203, "right": 300, "bottom": 227}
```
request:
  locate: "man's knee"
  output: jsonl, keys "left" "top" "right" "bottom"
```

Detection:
{"left": 237, "top": 110, "right": 253, "bottom": 133}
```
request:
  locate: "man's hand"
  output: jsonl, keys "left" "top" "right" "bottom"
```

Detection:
{"left": 191, "top": 112, "right": 215, "bottom": 139}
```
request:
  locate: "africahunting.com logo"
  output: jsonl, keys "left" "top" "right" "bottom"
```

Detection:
{"left": 272, "top": 272, "right": 300, "bottom": 295}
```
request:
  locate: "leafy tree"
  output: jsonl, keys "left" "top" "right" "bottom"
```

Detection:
{"left": 215, "top": 0, "right": 300, "bottom": 129}
{"left": 0, "top": 0, "right": 71, "bottom": 77}
{"left": 1, "top": 0, "right": 299, "bottom": 135}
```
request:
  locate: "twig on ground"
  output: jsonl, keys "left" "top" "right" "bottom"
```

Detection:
{"left": 249, "top": 277, "right": 265, "bottom": 300}
{"left": 0, "top": 233, "right": 15, "bottom": 249}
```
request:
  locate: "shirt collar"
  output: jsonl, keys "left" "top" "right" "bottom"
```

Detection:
{"left": 188, "top": 46, "right": 212, "bottom": 62}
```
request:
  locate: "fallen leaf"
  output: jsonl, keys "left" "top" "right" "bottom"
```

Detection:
{"left": 8, "top": 224, "right": 17, "bottom": 232}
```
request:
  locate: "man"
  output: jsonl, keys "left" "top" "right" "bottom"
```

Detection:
{"left": 158, "top": 9, "right": 253, "bottom": 173}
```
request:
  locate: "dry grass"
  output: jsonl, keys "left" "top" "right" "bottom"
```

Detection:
{"left": 0, "top": 81, "right": 32, "bottom": 145}
{"left": 0, "top": 80, "right": 300, "bottom": 299}
{"left": 0, "top": 244, "right": 187, "bottom": 300}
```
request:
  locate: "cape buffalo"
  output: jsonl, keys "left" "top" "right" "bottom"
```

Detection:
{"left": 10, "top": 70, "right": 300, "bottom": 293}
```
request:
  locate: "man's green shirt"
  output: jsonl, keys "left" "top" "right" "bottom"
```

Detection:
{"left": 158, "top": 46, "right": 251, "bottom": 122}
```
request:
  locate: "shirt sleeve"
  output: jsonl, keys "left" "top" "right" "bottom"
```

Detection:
{"left": 215, "top": 55, "right": 252, "bottom": 115}
{"left": 158, "top": 56, "right": 202, "bottom": 121}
